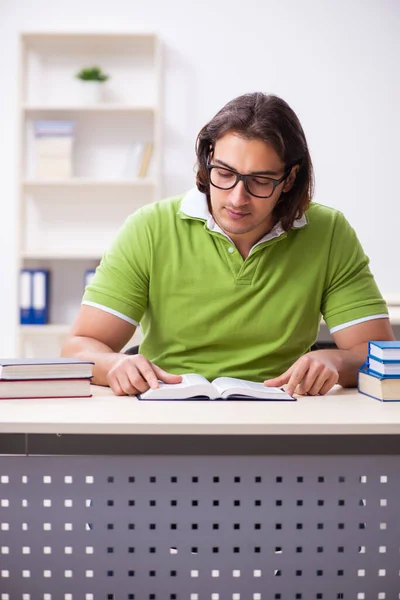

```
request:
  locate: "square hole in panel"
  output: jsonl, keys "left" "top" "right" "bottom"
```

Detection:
{"left": 85, "top": 476, "right": 94, "bottom": 484}
{"left": 1, "top": 499, "right": 9, "bottom": 507}
{"left": 0, "top": 476, "right": 9, "bottom": 483}
{"left": 358, "top": 569, "right": 365, "bottom": 577}
{"left": 64, "top": 476, "right": 73, "bottom": 484}
{"left": 65, "top": 547, "right": 73, "bottom": 554}
{"left": 1, "top": 547, "right": 9, "bottom": 554}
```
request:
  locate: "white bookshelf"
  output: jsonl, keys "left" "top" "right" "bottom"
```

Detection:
{"left": 17, "top": 32, "right": 162, "bottom": 357}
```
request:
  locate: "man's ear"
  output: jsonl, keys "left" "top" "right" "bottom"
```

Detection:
{"left": 283, "top": 164, "right": 300, "bottom": 193}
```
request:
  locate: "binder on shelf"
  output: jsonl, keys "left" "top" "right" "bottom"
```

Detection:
{"left": 20, "top": 270, "right": 33, "bottom": 325}
{"left": 32, "top": 270, "right": 50, "bottom": 325}
{"left": 84, "top": 269, "right": 96, "bottom": 290}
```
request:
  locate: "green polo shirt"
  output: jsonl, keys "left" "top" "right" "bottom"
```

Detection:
{"left": 82, "top": 188, "right": 388, "bottom": 382}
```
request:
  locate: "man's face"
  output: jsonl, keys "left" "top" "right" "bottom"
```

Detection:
{"left": 209, "top": 133, "right": 293, "bottom": 248}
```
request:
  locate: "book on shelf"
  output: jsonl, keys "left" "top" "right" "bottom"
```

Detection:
{"left": 368, "top": 340, "right": 400, "bottom": 362}
{"left": 137, "top": 142, "right": 153, "bottom": 178}
{"left": 19, "top": 269, "right": 50, "bottom": 325}
{"left": 358, "top": 363, "right": 400, "bottom": 402}
{"left": 121, "top": 142, "right": 153, "bottom": 179}
{"left": 33, "top": 120, "right": 75, "bottom": 180}
{"left": 0, "top": 358, "right": 94, "bottom": 380}
{"left": 137, "top": 374, "right": 295, "bottom": 401}
{"left": 0, "top": 378, "right": 92, "bottom": 399}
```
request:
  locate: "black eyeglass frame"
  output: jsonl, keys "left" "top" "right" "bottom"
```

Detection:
{"left": 207, "top": 163, "right": 293, "bottom": 199}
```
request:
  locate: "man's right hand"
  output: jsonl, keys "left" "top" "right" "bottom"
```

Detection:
{"left": 106, "top": 353, "right": 182, "bottom": 396}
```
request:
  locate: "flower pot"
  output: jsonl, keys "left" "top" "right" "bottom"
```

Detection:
{"left": 78, "top": 81, "right": 104, "bottom": 104}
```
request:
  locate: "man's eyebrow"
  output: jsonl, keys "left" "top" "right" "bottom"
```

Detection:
{"left": 213, "top": 158, "right": 281, "bottom": 176}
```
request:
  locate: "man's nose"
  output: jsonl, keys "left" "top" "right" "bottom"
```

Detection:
{"left": 229, "top": 180, "right": 250, "bottom": 206}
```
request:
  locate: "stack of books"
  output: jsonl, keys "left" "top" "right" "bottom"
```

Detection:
{"left": 0, "top": 358, "right": 94, "bottom": 399}
{"left": 358, "top": 341, "right": 400, "bottom": 402}
{"left": 33, "top": 120, "right": 75, "bottom": 180}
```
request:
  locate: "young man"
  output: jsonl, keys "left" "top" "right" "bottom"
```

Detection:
{"left": 61, "top": 93, "right": 394, "bottom": 396}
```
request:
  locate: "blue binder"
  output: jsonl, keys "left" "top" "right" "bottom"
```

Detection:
{"left": 31, "top": 269, "right": 50, "bottom": 325}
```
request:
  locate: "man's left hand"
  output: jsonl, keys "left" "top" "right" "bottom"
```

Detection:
{"left": 264, "top": 352, "right": 340, "bottom": 396}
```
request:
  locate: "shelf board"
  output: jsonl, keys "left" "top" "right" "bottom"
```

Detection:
{"left": 23, "top": 178, "right": 155, "bottom": 188}
{"left": 22, "top": 252, "right": 102, "bottom": 260}
{"left": 23, "top": 104, "right": 157, "bottom": 114}
{"left": 20, "top": 324, "right": 71, "bottom": 336}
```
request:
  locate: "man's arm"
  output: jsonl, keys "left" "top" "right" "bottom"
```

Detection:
{"left": 61, "top": 305, "right": 181, "bottom": 395}
{"left": 265, "top": 317, "right": 395, "bottom": 395}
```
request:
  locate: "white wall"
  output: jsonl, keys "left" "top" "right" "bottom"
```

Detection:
{"left": 0, "top": 0, "right": 399, "bottom": 355}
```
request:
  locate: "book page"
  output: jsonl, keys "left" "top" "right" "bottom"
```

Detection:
{"left": 137, "top": 373, "right": 215, "bottom": 400}
{"left": 212, "top": 377, "right": 293, "bottom": 400}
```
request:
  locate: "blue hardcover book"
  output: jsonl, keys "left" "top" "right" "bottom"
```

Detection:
{"left": 31, "top": 269, "right": 50, "bottom": 325}
{"left": 367, "top": 355, "right": 400, "bottom": 377}
{"left": 358, "top": 363, "right": 400, "bottom": 402}
{"left": 368, "top": 340, "right": 400, "bottom": 361}
{"left": 20, "top": 269, "right": 33, "bottom": 325}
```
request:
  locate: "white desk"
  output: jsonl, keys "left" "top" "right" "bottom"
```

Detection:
{"left": 1, "top": 385, "right": 399, "bottom": 598}
{"left": 0, "top": 384, "right": 399, "bottom": 435}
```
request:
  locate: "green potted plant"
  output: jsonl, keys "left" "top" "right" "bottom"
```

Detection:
{"left": 75, "top": 66, "right": 110, "bottom": 103}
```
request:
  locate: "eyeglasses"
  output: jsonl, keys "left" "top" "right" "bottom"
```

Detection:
{"left": 207, "top": 163, "right": 292, "bottom": 199}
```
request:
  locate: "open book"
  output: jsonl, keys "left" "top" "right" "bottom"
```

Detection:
{"left": 137, "top": 374, "right": 295, "bottom": 401}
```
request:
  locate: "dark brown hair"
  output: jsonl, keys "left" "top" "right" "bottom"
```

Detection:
{"left": 195, "top": 92, "right": 314, "bottom": 231}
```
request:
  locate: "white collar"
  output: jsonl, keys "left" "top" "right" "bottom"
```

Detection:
{"left": 180, "top": 187, "right": 308, "bottom": 248}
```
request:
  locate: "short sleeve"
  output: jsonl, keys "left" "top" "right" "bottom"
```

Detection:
{"left": 82, "top": 207, "right": 151, "bottom": 324}
{"left": 321, "top": 211, "right": 388, "bottom": 331}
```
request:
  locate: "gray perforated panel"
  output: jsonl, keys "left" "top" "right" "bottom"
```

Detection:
{"left": 1, "top": 455, "right": 399, "bottom": 599}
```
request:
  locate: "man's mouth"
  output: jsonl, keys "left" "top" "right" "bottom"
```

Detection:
{"left": 225, "top": 208, "right": 250, "bottom": 219}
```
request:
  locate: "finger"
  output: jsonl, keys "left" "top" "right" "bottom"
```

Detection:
{"left": 120, "top": 360, "right": 153, "bottom": 393}
{"left": 107, "top": 373, "right": 136, "bottom": 396}
{"left": 296, "top": 363, "right": 324, "bottom": 395}
{"left": 264, "top": 367, "right": 293, "bottom": 387}
{"left": 285, "top": 363, "right": 309, "bottom": 396}
{"left": 154, "top": 365, "right": 182, "bottom": 384}
{"left": 130, "top": 355, "right": 161, "bottom": 389}
{"left": 318, "top": 373, "right": 339, "bottom": 396}
{"left": 305, "top": 370, "right": 331, "bottom": 396}
{"left": 117, "top": 371, "right": 142, "bottom": 395}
